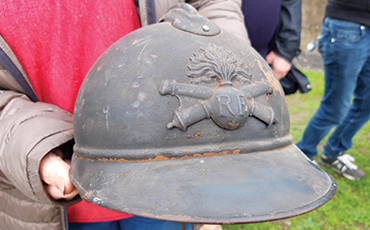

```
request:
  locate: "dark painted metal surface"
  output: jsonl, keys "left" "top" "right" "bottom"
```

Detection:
{"left": 71, "top": 3, "right": 336, "bottom": 224}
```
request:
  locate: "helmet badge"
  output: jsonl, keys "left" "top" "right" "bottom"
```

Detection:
{"left": 159, "top": 44, "right": 275, "bottom": 131}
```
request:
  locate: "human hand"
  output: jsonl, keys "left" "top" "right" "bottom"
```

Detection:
{"left": 39, "top": 148, "right": 79, "bottom": 200}
{"left": 265, "top": 51, "right": 292, "bottom": 80}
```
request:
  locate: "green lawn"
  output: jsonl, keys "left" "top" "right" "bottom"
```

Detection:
{"left": 222, "top": 71, "right": 370, "bottom": 230}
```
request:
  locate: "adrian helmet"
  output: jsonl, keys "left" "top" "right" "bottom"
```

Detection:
{"left": 71, "top": 3, "right": 336, "bottom": 224}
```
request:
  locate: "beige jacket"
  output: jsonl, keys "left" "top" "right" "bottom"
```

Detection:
{"left": 0, "top": 1, "right": 248, "bottom": 229}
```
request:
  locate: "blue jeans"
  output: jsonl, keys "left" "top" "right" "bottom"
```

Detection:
{"left": 297, "top": 17, "right": 370, "bottom": 159}
{"left": 69, "top": 216, "right": 193, "bottom": 230}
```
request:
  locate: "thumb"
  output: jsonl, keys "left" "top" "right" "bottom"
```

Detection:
{"left": 39, "top": 149, "right": 78, "bottom": 200}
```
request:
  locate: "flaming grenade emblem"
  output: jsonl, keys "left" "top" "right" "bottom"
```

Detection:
{"left": 159, "top": 44, "right": 275, "bottom": 131}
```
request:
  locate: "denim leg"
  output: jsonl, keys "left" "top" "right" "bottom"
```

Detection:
{"left": 119, "top": 216, "right": 193, "bottom": 230}
{"left": 69, "top": 217, "right": 193, "bottom": 230}
{"left": 324, "top": 56, "right": 370, "bottom": 158}
{"left": 297, "top": 17, "right": 369, "bottom": 158}
{"left": 69, "top": 221, "right": 120, "bottom": 230}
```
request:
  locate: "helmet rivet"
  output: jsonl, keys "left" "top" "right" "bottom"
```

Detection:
{"left": 202, "top": 25, "right": 210, "bottom": 32}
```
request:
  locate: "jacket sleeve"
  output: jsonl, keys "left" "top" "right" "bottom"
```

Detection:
{"left": 272, "top": 0, "right": 302, "bottom": 62}
{"left": 148, "top": 0, "right": 250, "bottom": 44}
{"left": 189, "top": 0, "right": 250, "bottom": 44}
{"left": 0, "top": 89, "right": 79, "bottom": 206}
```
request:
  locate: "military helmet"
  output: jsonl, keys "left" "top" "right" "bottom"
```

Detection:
{"left": 71, "top": 3, "right": 336, "bottom": 224}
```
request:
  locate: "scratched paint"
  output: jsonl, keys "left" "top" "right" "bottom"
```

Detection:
{"left": 131, "top": 92, "right": 147, "bottom": 108}
{"left": 102, "top": 106, "right": 110, "bottom": 130}
{"left": 256, "top": 59, "right": 282, "bottom": 94}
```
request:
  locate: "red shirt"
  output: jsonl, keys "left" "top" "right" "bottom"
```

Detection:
{"left": 0, "top": 0, "right": 141, "bottom": 223}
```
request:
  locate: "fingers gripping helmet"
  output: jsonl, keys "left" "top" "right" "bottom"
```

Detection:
{"left": 71, "top": 4, "right": 336, "bottom": 224}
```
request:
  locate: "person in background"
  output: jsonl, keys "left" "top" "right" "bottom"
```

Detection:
{"left": 0, "top": 1, "right": 249, "bottom": 229}
{"left": 242, "top": 0, "right": 302, "bottom": 80}
{"left": 296, "top": 0, "right": 369, "bottom": 180}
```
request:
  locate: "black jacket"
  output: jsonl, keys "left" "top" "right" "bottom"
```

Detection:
{"left": 272, "top": 0, "right": 302, "bottom": 62}
{"left": 326, "top": 0, "right": 370, "bottom": 27}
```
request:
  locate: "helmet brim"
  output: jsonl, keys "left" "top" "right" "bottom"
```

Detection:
{"left": 70, "top": 143, "right": 336, "bottom": 224}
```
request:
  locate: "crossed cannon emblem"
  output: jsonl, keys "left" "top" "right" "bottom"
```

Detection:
{"left": 159, "top": 44, "right": 275, "bottom": 131}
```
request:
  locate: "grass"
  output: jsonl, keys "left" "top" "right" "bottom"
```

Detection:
{"left": 222, "top": 70, "right": 370, "bottom": 230}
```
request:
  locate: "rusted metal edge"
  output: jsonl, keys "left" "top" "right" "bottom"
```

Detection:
{"left": 73, "top": 135, "right": 293, "bottom": 162}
